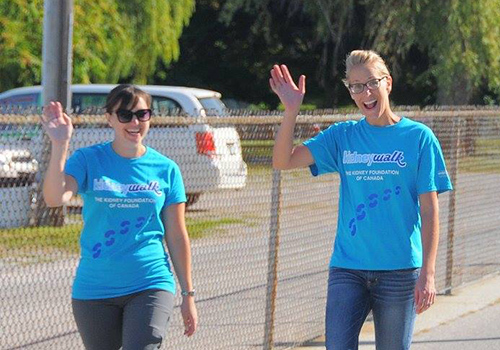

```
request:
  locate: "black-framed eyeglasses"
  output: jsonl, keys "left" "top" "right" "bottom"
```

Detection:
{"left": 345, "top": 76, "right": 387, "bottom": 94}
{"left": 115, "top": 109, "right": 152, "bottom": 123}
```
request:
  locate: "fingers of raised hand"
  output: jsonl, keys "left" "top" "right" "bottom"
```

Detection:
{"left": 280, "top": 65, "right": 297, "bottom": 86}
{"left": 270, "top": 64, "right": 299, "bottom": 88}
{"left": 272, "top": 64, "right": 286, "bottom": 83}
{"left": 269, "top": 77, "right": 278, "bottom": 94}
{"left": 42, "top": 102, "right": 71, "bottom": 128}
{"left": 298, "top": 74, "right": 306, "bottom": 94}
{"left": 42, "top": 102, "right": 63, "bottom": 122}
{"left": 41, "top": 105, "right": 51, "bottom": 124}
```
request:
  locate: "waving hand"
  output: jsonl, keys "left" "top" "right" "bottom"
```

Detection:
{"left": 41, "top": 101, "right": 73, "bottom": 144}
{"left": 269, "top": 64, "right": 306, "bottom": 112}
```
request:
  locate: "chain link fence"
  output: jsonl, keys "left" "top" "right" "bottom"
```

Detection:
{"left": 0, "top": 108, "right": 499, "bottom": 349}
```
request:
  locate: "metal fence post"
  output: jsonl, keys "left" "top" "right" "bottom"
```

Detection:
{"left": 264, "top": 168, "right": 282, "bottom": 350}
{"left": 445, "top": 116, "right": 461, "bottom": 294}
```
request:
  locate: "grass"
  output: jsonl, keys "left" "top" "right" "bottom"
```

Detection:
{"left": 241, "top": 139, "right": 274, "bottom": 163}
{"left": 0, "top": 224, "right": 82, "bottom": 258}
{"left": 241, "top": 139, "right": 305, "bottom": 148}
{"left": 186, "top": 217, "right": 247, "bottom": 239}
{"left": 458, "top": 156, "right": 500, "bottom": 174}
{"left": 0, "top": 217, "right": 248, "bottom": 258}
{"left": 476, "top": 138, "right": 500, "bottom": 154}
{"left": 248, "top": 164, "right": 273, "bottom": 177}
{"left": 241, "top": 140, "right": 275, "bottom": 147}
{"left": 241, "top": 139, "right": 303, "bottom": 171}
{"left": 457, "top": 138, "right": 500, "bottom": 174}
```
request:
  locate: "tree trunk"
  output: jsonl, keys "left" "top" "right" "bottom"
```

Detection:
{"left": 436, "top": 74, "right": 475, "bottom": 156}
{"left": 436, "top": 73, "right": 472, "bottom": 105}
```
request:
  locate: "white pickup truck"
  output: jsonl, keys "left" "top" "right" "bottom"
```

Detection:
{"left": 0, "top": 84, "right": 247, "bottom": 205}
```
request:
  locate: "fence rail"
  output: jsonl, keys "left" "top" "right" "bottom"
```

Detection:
{"left": 1, "top": 107, "right": 499, "bottom": 349}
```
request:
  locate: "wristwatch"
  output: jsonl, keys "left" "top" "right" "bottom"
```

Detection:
{"left": 181, "top": 289, "right": 196, "bottom": 297}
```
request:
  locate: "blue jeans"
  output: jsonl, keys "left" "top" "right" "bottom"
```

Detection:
{"left": 325, "top": 267, "right": 419, "bottom": 350}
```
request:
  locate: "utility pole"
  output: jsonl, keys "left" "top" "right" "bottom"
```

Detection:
{"left": 42, "top": 0, "right": 74, "bottom": 109}
{"left": 33, "top": 0, "right": 74, "bottom": 226}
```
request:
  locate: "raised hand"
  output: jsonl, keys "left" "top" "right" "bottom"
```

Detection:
{"left": 41, "top": 101, "right": 73, "bottom": 144}
{"left": 269, "top": 64, "right": 306, "bottom": 113}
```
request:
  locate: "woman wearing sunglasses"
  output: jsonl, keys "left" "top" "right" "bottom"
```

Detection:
{"left": 270, "top": 50, "right": 452, "bottom": 350}
{"left": 41, "top": 84, "right": 197, "bottom": 349}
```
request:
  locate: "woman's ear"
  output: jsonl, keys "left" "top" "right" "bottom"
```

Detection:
{"left": 105, "top": 113, "right": 113, "bottom": 127}
{"left": 386, "top": 76, "right": 393, "bottom": 94}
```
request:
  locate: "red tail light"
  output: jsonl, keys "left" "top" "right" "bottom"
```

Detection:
{"left": 196, "top": 132, "right": 216, "bottom": 157}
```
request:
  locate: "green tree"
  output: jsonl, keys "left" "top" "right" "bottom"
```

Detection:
{"left": 417, "top": 0, "right": 500, "bottom": 104}
{"left": 359, "top": 0, "right": 500, "bottom": 104}
{"left": 0, "top": 0, "right": 44, "bottom": 91}
{"left": 159, "top": 0, "right": 346, "bottom": 108}
{"left": 0, "top": 0, "right": 195, "bottom": 91}
{"left": 220, "top": 0, "right": 500, "bottom": 105}
{"left": 217, "top": 0, "right": 366, "bottom": 106}
{"left": 116, "top": 0, "right": 195, "bottom": 83}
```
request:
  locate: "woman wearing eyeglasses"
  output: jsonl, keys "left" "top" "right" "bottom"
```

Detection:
{"left": 270, "top": 50, "right": 452, "bottom": 350}
{"left": 41, "top": 84, "right": 197, "bottom": 349}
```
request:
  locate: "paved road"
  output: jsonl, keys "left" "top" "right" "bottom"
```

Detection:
{"left": 1, "top": 169, "right": 336, "bottom": 350}
{"left": 412, "top": 302, "right": 500, "bottom": 350}
{"left": 1, "top": 170, "right": 499, "bottom": 349}
{"left": 297, "top": 274, "right": 500, "bottom": 350}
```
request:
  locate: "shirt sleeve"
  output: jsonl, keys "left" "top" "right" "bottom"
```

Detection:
{"left": 303, "top": 124, "right": 341, "bottom": 176}
{"left": 165, "top": 162, "right": 187, "bottom": 206}
{"left": 417, "top": 130, "right": 453, "bottom": 194}
{"left": 64, "top": 149, "right": 88, "bottom": 193}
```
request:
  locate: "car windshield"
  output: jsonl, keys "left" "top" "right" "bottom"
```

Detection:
{"left": 0, "top": 93, "right": 40, "bottom": 111}
{"left": 198, "top": 97, "right": 227, "bottom": 116}
{"left": 72, "top": 93, "right": 108, "bottom": 113}
{"left": 152, "top": 97, "right": 183, "bottom": 115}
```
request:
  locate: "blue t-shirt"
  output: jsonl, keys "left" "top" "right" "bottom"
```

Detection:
{"left": 304, "top": 117, "right": 453, "bottom": 270}
{"left": 65, "top": 142, "right": 186, "bottom": 299}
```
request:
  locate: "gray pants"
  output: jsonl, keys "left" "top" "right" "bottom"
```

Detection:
{"left": 72, "top": 289, "right": 174, "bottom": 350}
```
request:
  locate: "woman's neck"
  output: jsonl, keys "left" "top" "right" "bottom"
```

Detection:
{"left": 111, "top": 140, "right": 146, "bottom": 158}
{"left": 366, "top": 109, "right": 400, "bottom": 127}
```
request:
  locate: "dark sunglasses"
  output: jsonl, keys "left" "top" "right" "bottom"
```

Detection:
{"left": 115, "top": 109, "right": 152, "bottom": 123}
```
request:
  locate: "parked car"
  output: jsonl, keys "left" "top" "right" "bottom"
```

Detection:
{"left": 0, "top": 84, "right": 228, "bottom": 115}
{"left": 0, "top": 85, "right": 247, "bottom": 205}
